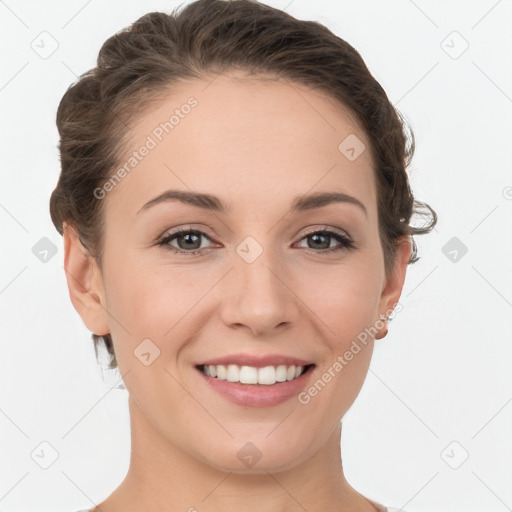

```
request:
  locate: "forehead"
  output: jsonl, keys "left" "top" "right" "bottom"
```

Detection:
{"left": 108, "top": 71, "right": 377, "bottom": 219}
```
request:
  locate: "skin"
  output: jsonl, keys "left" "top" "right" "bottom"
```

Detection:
{"left": 64, "top": 70, "right": 411, "bottom": 512}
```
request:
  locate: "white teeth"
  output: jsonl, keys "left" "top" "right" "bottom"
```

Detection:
{"left": 200, "top": 364, "right": 307, "bottom": 385}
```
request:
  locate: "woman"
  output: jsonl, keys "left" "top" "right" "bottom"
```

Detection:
{"left": 50, "top": 1, "right": 436, "bottom": 510}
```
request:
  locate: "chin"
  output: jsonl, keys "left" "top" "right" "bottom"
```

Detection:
{"left": 190, "top": 432, "right": 313, "bottom": 475}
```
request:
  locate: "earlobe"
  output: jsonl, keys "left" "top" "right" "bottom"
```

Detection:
{"left": 63, "top": 222, "right": 110, "bottom": 336}
{"left": 376, "top": 236, "right": 411, "bottom": 339}
{"left": 374, "top": 314, "right": 389, "bottom": 340}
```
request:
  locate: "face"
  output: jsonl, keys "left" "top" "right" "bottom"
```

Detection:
{"left": 66, "top": 71, "right": 409, "bottom": 474}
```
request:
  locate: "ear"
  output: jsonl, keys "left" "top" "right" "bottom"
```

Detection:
{"left": 63, "top": 222, "right": 110, "bottom": 336}
{"left": 376, "top": 236, "right": 411, "bottom": 339}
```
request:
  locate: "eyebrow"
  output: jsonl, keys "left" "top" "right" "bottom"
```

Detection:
{"left": 137, "top": 189, "right": 367, "bottom": 217}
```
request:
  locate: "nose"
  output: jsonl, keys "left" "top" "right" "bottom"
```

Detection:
{"left": 219, "top": 246, "right": 300, "bottom": 337}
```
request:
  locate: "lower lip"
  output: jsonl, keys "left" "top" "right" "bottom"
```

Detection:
{"left": 195, "top": 365, "right": 315, "bottom": 407}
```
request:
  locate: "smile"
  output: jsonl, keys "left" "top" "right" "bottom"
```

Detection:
{"left": 197, "top": 363, "right": 312, "bottom": 385}
{"left": 195, "top": 363, "right": 316, "bottom": 407}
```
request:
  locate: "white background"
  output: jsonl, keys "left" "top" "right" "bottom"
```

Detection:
{"left": 1, "top": 1, "right": 511, "bottom": 511}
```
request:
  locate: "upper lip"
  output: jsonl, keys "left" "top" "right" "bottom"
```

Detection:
{"left": 196, "top": 353, "right": 314, "bottom": 368}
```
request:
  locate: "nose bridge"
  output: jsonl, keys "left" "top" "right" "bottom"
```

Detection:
{"left": 220, "top": 235, "right": 298, "bottom": 336}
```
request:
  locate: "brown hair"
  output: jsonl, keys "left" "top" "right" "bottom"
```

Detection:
{"left": 50, "top": 0, "right": 437, "bottom": 370}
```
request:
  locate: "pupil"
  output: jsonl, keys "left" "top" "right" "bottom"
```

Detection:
{"left": 310, "top": 233, "right": 328, "bottom": 249}
{"left": 180, "top": 233, "right": 200, "bottom": 250}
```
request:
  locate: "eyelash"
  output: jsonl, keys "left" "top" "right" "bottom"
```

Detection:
{"left": 157, "top": 226, "right": 356, "bottom": 255}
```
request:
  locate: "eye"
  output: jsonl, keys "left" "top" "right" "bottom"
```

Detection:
{"left": 157, "top": 228, "right": 215, "bottom": 255}
{"left": 295, "top": 227, "right": 355, "bottom": 253}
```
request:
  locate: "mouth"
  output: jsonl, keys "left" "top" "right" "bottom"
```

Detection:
{"left": 194, "top": 363, "right": 315, "bottom": 385}
{"left": 194, "top": 362, "right": 316, "bottom": 407}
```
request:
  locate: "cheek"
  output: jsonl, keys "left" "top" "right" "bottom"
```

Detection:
{"left": 310, "top": 257, "right": 383, "bottom": 339}
{"left": 302, "top": 257, "right": 382, "bottom": 406}
{"left": 100, "top": 257, "right": 164, "bottom": 351}
{"left": 295, "top": 280, "right": 379, "bottom": 425}
{"left": 102, "top": 256, "right": 213, "bottom": 359}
